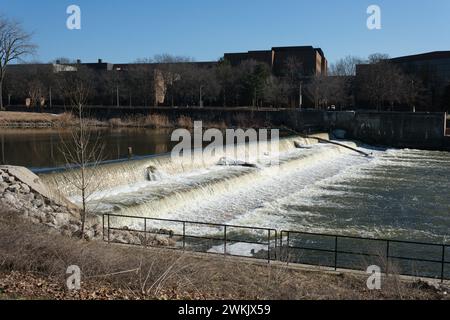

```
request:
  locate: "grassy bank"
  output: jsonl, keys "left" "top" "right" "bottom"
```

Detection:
{"left": 0, "top": 111, "right": 231, "bottom": 129}
{"left": 0, "top": 210, "right": 446, "bottom": 300}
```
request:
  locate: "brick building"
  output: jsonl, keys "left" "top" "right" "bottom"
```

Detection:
{"left": 224, "top": 46, "right": 327, "bottom": 76}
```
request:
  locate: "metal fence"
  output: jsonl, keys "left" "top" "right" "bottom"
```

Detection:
{"left": 102, "top": 214, "right": 277, "bottom": 263}
{"left": 280, "top": 230, "right": 450, "bottom": 282}
{"left": 102, "top": 214, "right": 450, "bottom": 282}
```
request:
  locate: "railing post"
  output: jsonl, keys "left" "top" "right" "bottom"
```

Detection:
{"left": 144, "top": 218, "right": 147, "bottom": 247}
{"left": 267, "top": 230, "right": 271, "bottom": 263}
{"left": 274, "top": 230, "right": 278, "bottom": 261}
{"left": 107, "top": 215, "right": 111, "bottom": 244}
{"left": 102, "top": 214, "right": 105, "bottom": 242}
{"left": 386, "top": 240, "right": 390, "bottom": 275}
{"left": 183, "top": 222, "right": 186, "bottom": 251}
{"left": 441, "top": 245, "right": 446, "bottom": 283}
{"left": 334, "top": 236, "right": 338, "bottom": 271}
{"left": 286, "top": 232, "right": 290, "bottom": 265}
{"left": 224, "top": 226, "right": 227, "bottom": 256}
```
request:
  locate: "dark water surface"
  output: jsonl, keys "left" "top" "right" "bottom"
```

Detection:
{"left": 0, "top": 128, "right": 177, "bottom": 168}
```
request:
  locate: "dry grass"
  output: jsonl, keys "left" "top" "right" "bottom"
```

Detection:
{"left": 0, "top": 210, "right": 445, "bottom": 300}
{"left": 0, "top": 111, "right": 270, "bottom": 130}
{"left": 143, "top": 114, "right": 172, "bottom": 128}
{"left": 176, "top": 116, "right": 193, "bottom": 129}
{"left": 0, "top": 111, "right": 58, "bottom": 122}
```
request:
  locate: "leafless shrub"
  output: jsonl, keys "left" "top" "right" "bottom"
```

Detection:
{"left": 144, "top": 114, "right": 172, "bottom": 128}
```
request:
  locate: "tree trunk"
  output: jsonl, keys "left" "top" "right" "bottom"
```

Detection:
{"left": 0, "top": 80, "right": 3, "bottom": 110}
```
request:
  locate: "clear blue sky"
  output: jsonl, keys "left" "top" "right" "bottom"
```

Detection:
{"left": 1, "top": 0, "right": 449, "bottom": 64}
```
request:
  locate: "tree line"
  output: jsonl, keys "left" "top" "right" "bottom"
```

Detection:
{"left": 1, "top": 14, "right": 443, "bottom": 111}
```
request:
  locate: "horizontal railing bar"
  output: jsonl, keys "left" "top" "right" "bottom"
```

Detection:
{"left": 388, "top": 255, "right": 446, "bottom": 264}
{"left": 104, "top": 213, "right": 276, "bottom": 232}
{"left": 108, "top": 228, "right": 272, "bottom": 246}
{"left": 284, "top": 246, "right": 336, "bottom": 254}
{"left": 280, "top": 230, "right": 448, "bottom": 247}
{"left": 185, "top": 235, "right": 271, "bottom": 246}
{"left": 285, "top": 246, "right": 387, "bottom": 259}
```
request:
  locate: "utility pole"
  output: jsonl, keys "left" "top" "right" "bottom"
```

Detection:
{"left": 299, "top": 81, "right": 303, "bottom": 110}
{"left": 49, "top": 87, "right": 52, "bottom": 108}
{"left": 116, "top": 86, "right": 120, "bottom": 107}
{"left": 199, "top": 85, "right": 204, "bottom": 108}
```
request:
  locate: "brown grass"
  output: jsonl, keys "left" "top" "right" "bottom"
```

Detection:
{"left": 143, "top": 114, "right": 172, "bottom": 128}
{"left": 0, "top": 111, "right": 57, "bottom": 122}
{"left": 0, "top": 210, "right": 445, "bottom": 300}
{"left": 0, "top": 111, "right": 269, "bottom": 130}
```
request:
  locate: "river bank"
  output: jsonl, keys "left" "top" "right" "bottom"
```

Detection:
{"left": 0, "top": 111, "right": 229, "bottom": 129}
{"left": 1, "top": 157, "right": 450, "bottom": 299}
{"left": 0, "top": 211, "right": 446, "bottom": 300}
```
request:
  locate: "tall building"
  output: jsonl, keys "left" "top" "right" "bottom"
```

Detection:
{"left": 224, "top": 46, "right": 328, "bottom": 76}
{"left": 356, "top": 51, "right": 450, "bottom": 111}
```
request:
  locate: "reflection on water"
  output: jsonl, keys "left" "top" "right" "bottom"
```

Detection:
{"left": 0, "top": 128, "right": 177, "bottom": 168}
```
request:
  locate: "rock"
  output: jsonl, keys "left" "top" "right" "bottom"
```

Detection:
{"left": 30, "top": 217, "right": 40, "bottom": 224}
{"left": 153, "top": 236, "right": 170, "bottom": 246}
{"left": 45, "top": 213, "right": 57, "bottom": 226}
{"left": 31, "top": 198, "right": 44, "bottom": 208}
{"left": 69, "top": 219, "right": 82, "bottom": 227}
{"left": 54, "top": 213, "right": 69, "bottom": 227}
{"left": 3, "top": 192, "right": 16, "bottom": 203}
{"left": 0, "top": 182, "right": 8, "bottom": 193}
{"left": 20, "top": 192, "right": 35, "bottom": 202}
{"left": 33, "top": 211, "right": 46, "bottom": 223}
{"left": 69, "top": 224, "right": 80, "bottom": 234}
{"left": 7, "top": 184, "right": 21, "bottom": 193}
{"left": 1, "top": 171, "right": 9, "bottom": 180}
{"left": 20, "top": 184, "right": 31, "bottom": 193}
{"left": 85, "top": 229, "right": 95, "bottom": 241}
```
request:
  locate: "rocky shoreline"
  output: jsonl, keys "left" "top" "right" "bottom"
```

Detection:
{"left": 0, "top": 166, "right": 101, "bottom": 240}
{"left": 0, "top": 165, "right": 177, "bottom": 246}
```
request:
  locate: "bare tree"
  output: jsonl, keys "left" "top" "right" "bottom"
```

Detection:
{"left": 153, "top": 54, "right": 194, "bottom": 106}
{"left": 329, "top": 55, "right": 365, "bottom": 76}
{"left": 356, "top": 55, "right": 403, "bottom": 110}
{"left": 58, "top": 68, "right": 104, "bottom": 238}
{"left": 0, "top": 15, "right": 37, "bottom": 109}
{"left": 264, "top": 76, "right": 290, "bottom": 108}
{"left": 282, "top": 57, "right": 304, "bottom": 108}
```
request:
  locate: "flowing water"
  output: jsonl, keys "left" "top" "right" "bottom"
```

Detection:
{"left": 36, "top": 132, "right": 450, "bottom": 247}
{"left": 4, "top": 127, "right": 449, "bottom": 276}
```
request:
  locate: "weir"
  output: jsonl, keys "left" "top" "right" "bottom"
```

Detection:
{"left": 34, "top": 132, "right": 450, "bottom": 265}
{"left": 281, "top": 127, "right": 372, "bottom": 157}
{"left": 39, "top": 134, "right": 362, "bottom": 223}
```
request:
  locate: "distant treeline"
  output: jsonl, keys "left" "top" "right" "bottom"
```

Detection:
{"left": 4, "top": 54, "right": 449, "bottom": 112}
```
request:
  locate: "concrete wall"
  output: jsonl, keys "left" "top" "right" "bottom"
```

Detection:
{"left": 324, "top": 111, "right": 448, "bottom": 150}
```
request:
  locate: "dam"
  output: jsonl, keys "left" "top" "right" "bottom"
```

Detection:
{"left": 36, "top": 132, "right": 450, "bottom": 258}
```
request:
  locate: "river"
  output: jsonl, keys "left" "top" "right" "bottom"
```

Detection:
{"left": 3, "top": 128, "right": 450, "bottom": 265}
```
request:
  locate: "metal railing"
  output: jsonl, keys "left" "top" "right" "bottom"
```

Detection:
{"left": 280, "top": 230, "right": 450, "bottom": 282}
{"left": 102, "top": 213, "right": 450, "bottom": 282}
{"left": 102, "top": 214, "right": 277, "bottom": 263}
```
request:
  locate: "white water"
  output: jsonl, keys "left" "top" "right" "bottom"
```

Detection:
{"left": 40, "top": 135, "right": 450, "bottom": 245}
